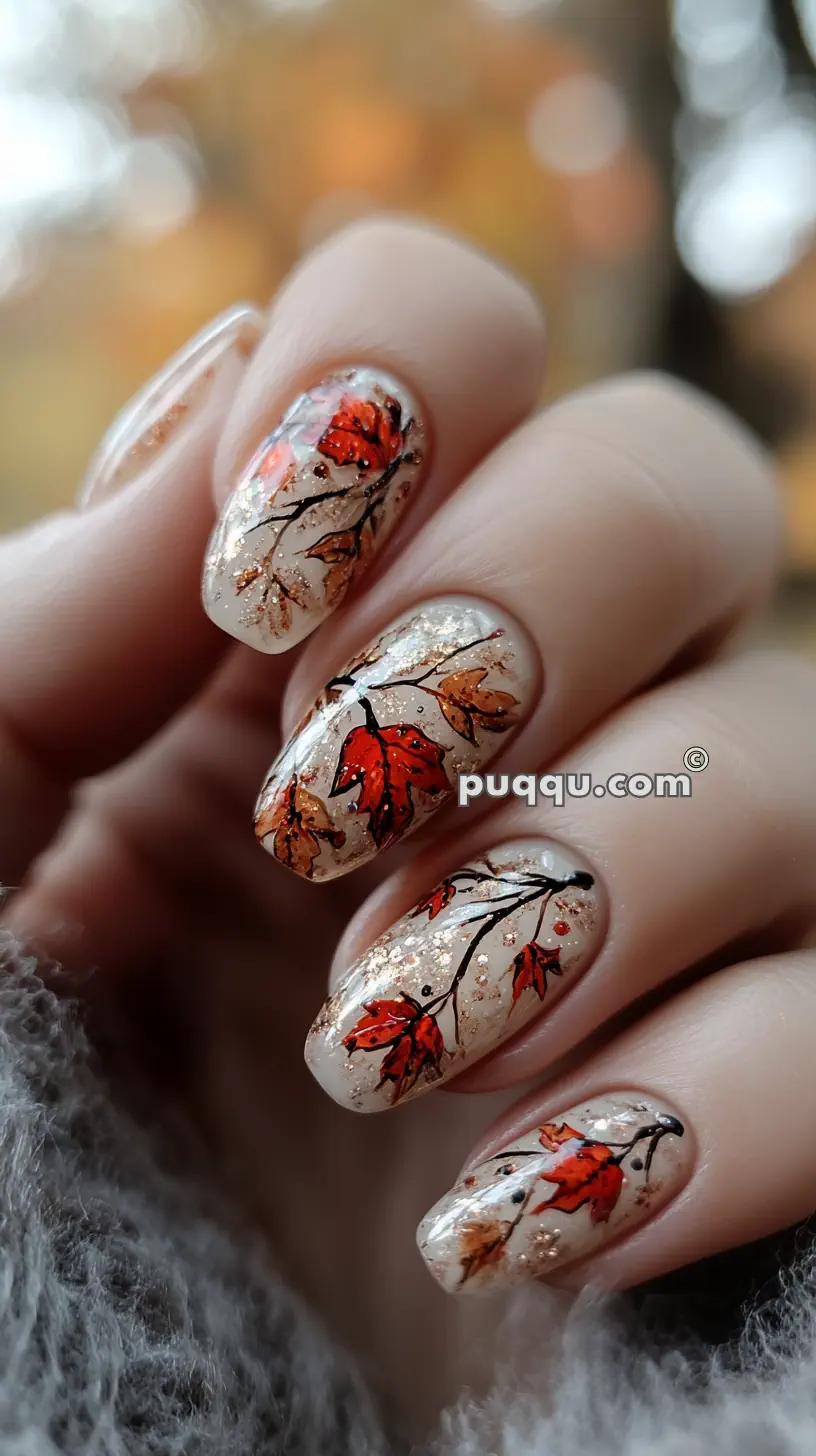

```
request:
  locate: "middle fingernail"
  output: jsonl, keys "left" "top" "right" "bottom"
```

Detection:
{"left": 254, "top": 596, "right": 537, "bottom": 881}
{"left": 305, "top": 838, "right": 603, "bottom": 1111}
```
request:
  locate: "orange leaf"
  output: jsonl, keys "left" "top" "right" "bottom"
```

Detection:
{"left": 255, "top": 775, "right": 345, "bottom": 878}
{"left": 317, "top": 394, "right": 405, "bottom": 474}
{"left": 252, "top": 439, "right": 297, "bottom": 501}
{"left": 510, "top": 942, "right": 562, "bottom": 1004}
{"left": 342, "top": 997, "right": 421, "bottom": 1052}
{"left": 533, "top": 1139, "right": 623, "bottom": 1224}
{"left": 378, "top": 1009, "right": 444, "bottom": 1100}
{"left": 331, "top": 720, "right": 449, "bottom": 848}
{"left": 538, "top": 1121, "right": 584, "bottom": 1151}
{"left": 411, "top": 879, "right": 457, "bottom": 921}
{"left": 343, "top": 994, "right": 445, "bottom": 1102}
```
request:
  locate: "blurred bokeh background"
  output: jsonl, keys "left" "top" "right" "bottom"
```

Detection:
{"left": 1, "top": 0, "right": 816, "bottom": 649}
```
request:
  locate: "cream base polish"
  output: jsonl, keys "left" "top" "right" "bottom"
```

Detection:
{"left": 417, "top": 1093, "right": 692, "bottom": 1295}
{"left": 305, "top": 839, "right": 602, "bottom": 1111}
{"left": 254, "top": 596, "right": 538, "bottom": 880}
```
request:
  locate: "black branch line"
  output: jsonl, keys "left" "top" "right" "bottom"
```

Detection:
{"left": 458, "top": 1116, "right": 684, "bottom": 1286}
{"left": 236, "top": 414, "right": 416, "bottom": 615}
{"left": 326, "top": 630, "right": 510, "bottom": 740}
{"left": 415, "top": 864, "right": 594, "bottom": 1042}
{"left": 491, "top": 1116, "right": 686, "bottom": 1178}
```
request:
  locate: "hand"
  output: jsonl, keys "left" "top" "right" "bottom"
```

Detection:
{"left": 2, "top": 220, "right": 809, "bottom": 1416}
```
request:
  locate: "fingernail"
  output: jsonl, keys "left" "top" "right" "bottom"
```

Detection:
{"left": 79, "top": 304, "right": 265, "bottom": 509}
{"left": 417, "top": 1093, "right": 692, "bottom": 1295}
{"left": 305, "top": 840, "right": 603, "bottom": 1112}
{"left": 255, "top": 597, "right": 537, "bottom": 881}
{"left": 202, "top": 365, "right": 428, "bottom": 653}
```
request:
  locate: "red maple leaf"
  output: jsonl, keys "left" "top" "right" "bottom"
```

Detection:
{"left": 411, "top": 879, "right": 457, "bottom": 921}
{"left": 342, "top": 995, "right": 445, "bottom": 1102}
{"left": 510, "top": 942, "right": 562, "bottom": 1004}
{"left": 330, "top": 720, "right": 450, "bottom": 848}
{"left": 533, "top": 1133, "right": 623, "bottom": 1224}
{"left": 317, "top": 394, "right": 405, "bottom": 474}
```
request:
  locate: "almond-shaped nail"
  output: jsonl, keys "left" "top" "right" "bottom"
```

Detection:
{"left": 254, "top": 597, "right": 537, "bottom": 881}
{"left": 417, "top": 1093, "right": 692, "bottom": 1295}
{"left": 79, "top": 303, "right": 264, "bottom": 508}
{"left": 305, "top": 839, "right": 602, "bottom": 1111}
{"left": 202, "top": 365, "right": 428, "bottom": 653}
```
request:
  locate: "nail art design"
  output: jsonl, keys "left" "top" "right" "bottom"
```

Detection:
{"left": 79, "top": 303, "right": 264, "bottom": 507}
{"left": 417, "top": 1095, "right": 691, "bottom": 1295}
{"left": 202, "top": 366, "right": 427, "bottom": 652}
{"left": 255, "top": 598, "right": 536, "bottom": 881}
{"left": 305, "top": 840, "right": 601, "bottom": 1111}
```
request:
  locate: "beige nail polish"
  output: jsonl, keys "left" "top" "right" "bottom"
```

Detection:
{"left": 254, "top": 597, "right": 537, "bottom": 882}
{"left": 305, "top": 840, "right": 602, "bottom": 1112}
{"left": 78, "top": 303, "right": 265, "bottom": 508}
{"left": 417, "top": 1093, "right": 692, "bottom": 1295}
{"left": 201, "top": 365, "right": 428, "bottom": 653}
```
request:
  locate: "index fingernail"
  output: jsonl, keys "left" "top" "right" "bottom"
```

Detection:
{"left": 202, "top": 366, "right": 428, "bottom": 653}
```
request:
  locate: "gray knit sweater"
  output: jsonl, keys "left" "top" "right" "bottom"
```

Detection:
{"left": 1, "top": 932, "right": 814, "bottom": 1456}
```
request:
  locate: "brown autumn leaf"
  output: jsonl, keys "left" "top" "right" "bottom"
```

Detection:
{"left": 305, "top": 517, "right": 377, "bottom": 608}
{"left": 436, "top": 667, "right": 519, "bottom": 745}
{"left": 258, "top": 567, "right": 314, "bottom": 636}
{"left": 255, "top": 775, "right": 346, "bottom": 878}
{"left": 458, "top": 1217, "right": 510, "bottom": 1285}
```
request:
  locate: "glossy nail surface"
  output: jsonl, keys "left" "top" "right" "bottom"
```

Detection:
{"left": 79, "top": 303, "right": 264, "bottom": 508}
{"left": 255, "top": 597, "right": 537, "bottom": 881}
{"left": 306, "top": 840, "right": 602, "bottom": 1112}
{"left": 202, "top": 365, "right": 427, "bottom": 653}
{"left": 418, "top": 1094, "right": 691, "bottom": 1295}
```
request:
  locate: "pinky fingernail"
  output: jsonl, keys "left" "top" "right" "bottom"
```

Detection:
{"left": 416, "top": 1093, "right": 692, "bottom": 1295}
{"left": 78, "top": 302, "right": 264, "bottom": 508}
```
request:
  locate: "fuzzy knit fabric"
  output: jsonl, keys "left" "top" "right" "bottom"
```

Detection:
{"left": 0, "top": 929, "right": 815, "bottom": 1455}
{"left": 0, "top": 938, "right": 388, "bottom": 1456}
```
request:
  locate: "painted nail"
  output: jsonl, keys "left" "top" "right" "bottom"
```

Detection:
{"left": 79, "top": 303, "right": 264, "bottom": 508}
{"left": 305, "top": 840, "right": 602, "bottom": 1112}
{"left": 254, "top": 597, "right": 537, "bottom": 881}
{"left": 201, "top": 365, "right": 427, "bottom": 653}
{"left": 417, "top": 1093, "right": 692, "bottom": 1295}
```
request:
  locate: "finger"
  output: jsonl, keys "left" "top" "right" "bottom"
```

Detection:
{"left": 79, "top": 303, "right": 264, "bottom": 508}
{"left": 202, "top": 217, "right": 546, "bottom": 653}
{"left": 256, "top": 374, "right": 778, "bottom": 884}
{"left": 415, "top": 946, "right": 816, "bottom": 1296}
{"left": 0, "top": 305, "right": 263, "bottom": 880}
{"left": 304, "top": 650, "right": 816, "bottom": 1110}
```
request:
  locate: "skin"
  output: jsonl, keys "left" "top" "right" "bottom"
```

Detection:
{"left": 1, "top": 219, "right": 814, "bottom": 1419}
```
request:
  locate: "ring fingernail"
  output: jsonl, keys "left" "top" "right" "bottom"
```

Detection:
{"left": 417, "top": 1093, "right": 692, "bottom": 1295}
{"left": 202, "top": 365, "right": 428, "bottom": 652}
{"left": 255, "top": 597, "right": 537, "bottom": 881}
{"left": 79, "top": 303, "right": 264, "bottom": 508}
{"left": 305, "top": 839, "right": 602, "bottom": 1110}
